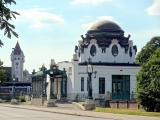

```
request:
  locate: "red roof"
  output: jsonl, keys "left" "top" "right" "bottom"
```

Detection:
{"left": 14, "top": 42, "right": 21, "bottom": 54}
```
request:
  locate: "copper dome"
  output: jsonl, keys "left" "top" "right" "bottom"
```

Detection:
{"left": 88, "top": 20, "right": 123, "bottom": 32}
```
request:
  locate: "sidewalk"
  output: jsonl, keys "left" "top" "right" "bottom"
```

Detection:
{"left": 0, "top": 103, "right": 159, "bottom": 120}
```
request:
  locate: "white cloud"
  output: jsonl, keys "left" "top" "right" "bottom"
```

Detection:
{"left": 82, "top": 16, "right": 114, "bottom": 29}
{"left": 16, "top": 8, "right": 65, "bottom": 28}
{"left": 127, "top": 29, "right": 160, "bottom": 40}
{"left": 69, "top": 0, "right": 111, "bottom": 5}
{"left": 146, "top": 0, "right": 160, "bottom": 15}
{"left": 126, "top": 29, "right": 160, "bottom": 52}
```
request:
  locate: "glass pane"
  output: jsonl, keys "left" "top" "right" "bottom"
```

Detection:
{"left": 117, "top": 75, "right": 123, "bottom": 79}
{"left": 117, "top": 81, "right": 120, "bottom": 92}
{"left": 81, "top": 79, "right": 84, "bottom": 91}
{"left": 99, "top": 78, "right": 105, "bottom": 94}
{"left": 121, "top": 81, "right": 124, "bottom": 92}
{"left": 126, "top": 75, "right": 130, "bottom": 80}
{"left": 112, "top": 45, "right": 118, "bottom": 56}
{"left": 90, "top": 45, "right": 97, "bottom": 56}
{"left": 112, "top": 82, "right": 116, "bottom": 93}
{"left": 126, "top": 80, "right": 130, "bottom": 93}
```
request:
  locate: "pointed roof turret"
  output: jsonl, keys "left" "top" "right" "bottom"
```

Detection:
{"left": 14, "top": 41, "right": 21, "bottom": 54}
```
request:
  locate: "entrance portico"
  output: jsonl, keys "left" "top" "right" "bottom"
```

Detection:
{"left": 31, "top": 59, "right": 67, "bottom": 106}
{"left": 48, "top": 75, "right": 67, "bottom": 101}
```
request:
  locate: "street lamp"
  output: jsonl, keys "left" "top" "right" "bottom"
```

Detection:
{"left": 46, "top": 59, "right": 56, "bottom": 107}
{"left": 12, "top": 75, "right": 16, "bottom": 99}
{"left": 84, "top": 57, "right": 97, "bottom": 110}
{"left": 11, "top": 74, "right": 17, "bottom": 104}
{"left": 86, "top": 57, "right": 97, "bottom": 99}
{"left": 49, "top": 71, "right": 54, "bottom": 99}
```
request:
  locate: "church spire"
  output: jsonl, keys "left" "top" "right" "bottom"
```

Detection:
{"left": 14, "top": 41, "right": 22, "bottom": 54}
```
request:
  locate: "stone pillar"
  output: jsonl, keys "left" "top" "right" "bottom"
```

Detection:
{"left": 57, "top": 79, "right": 61, "bottom": 100}
{"left": 72, "top": 54, "right": 79, "bottom": 93}
{"left": 54, "top": 79, "right": 58, "bottom": 98}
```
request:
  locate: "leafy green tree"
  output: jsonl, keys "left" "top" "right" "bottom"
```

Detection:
{"left": 0, "top": 60, "right": 3, "bottom": 67}
{"left": 0, "top": 69, "right": 6, "bottom": 84}
{"left": 136, "top": 36, "right": 160, "bottom": 65}
{"left": 0, "top": 40, "right": 3, "bottom": 47}
{"left": 0, "top": 0, "right": 20, "bottom": 46}
{"left": 0, "top": 60, "right": 6, "bottom": 84}
{"left": 135, "top": 47, "right": 160, "bottom": 112}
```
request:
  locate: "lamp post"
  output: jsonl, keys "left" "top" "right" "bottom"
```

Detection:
{"left": 86, "top": 57, "right": 97, "bottom": 99}
{"left": 11, "top": 74, "right": 17, "bottom": 104}
{"left": 49, "top": 71, "right": 54, "bottom": 99}
{"left": 46, "top": 59, "right": 56, "bottom": 107}
{"left": 12, "top": 75, "right": 16, "bottom": 99}
{"left": 85, "top": 57, "right": 97, "bottom": 110}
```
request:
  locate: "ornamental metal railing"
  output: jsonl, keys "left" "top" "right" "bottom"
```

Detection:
{"left": 75, "top": 94, "right": 87, "bottom": 102}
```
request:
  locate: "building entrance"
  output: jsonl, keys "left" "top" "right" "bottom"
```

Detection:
{"left": 112, "top": 75, "right": 130, "bottom": 99}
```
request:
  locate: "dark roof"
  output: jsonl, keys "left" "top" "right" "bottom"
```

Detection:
{"left": 79, "top": 62, "right": 140, "bottom": 67}
{"left": 1, "top": 67, "right": 12, "bottom": 74}
{"left": 14, "top": 42, "right": 21, "bottom": 54}
{"left": 88, "top": 20, "right": 123, "bottom": 32}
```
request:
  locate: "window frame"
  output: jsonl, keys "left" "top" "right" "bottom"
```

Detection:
{"left": 81, "top": 77, "right": 84, "bottom": 91}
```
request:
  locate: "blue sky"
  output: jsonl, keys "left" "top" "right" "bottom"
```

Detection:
{"left": 0, "top": 0, "right": 160, "bottom": 73}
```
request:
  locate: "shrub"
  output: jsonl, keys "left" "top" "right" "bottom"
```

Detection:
{"left": 19, "top": 95, "right": 26, "bottom": 102}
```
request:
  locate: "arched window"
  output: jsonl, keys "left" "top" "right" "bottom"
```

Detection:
{"left": 112, "top": 45, "right": 118, "bottom": 57}
{"left": 129, "top": 46, "right": 132, "bottom": 57}
{"left": 90, "top": 45, "right": 96, "bottom": 56}
{"left": 14, "top": 58, "right": 16, "bottom": 60}
{"left": 18, "top": 58, "right": 20, "bottom": 60}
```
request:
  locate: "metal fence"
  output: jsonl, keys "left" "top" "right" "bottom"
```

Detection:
{"left": 75, "top": 94, "right": 88, "bottom": 102}
{"left": 0, "top": 92, "right": 21, "bottom": 101}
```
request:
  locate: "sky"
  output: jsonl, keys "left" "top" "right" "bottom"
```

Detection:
{"left": 0, "top": 0, "right": 160, "bottom": 73}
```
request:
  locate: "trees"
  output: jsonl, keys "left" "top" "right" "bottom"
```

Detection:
{"left": 136, "top": 36, "right": 160, "bottom": 65}
{"left": 0, "top": 0, "right": 20, "bottom": 46}
{"left": 0, "top": 40, "right": 3, "bottom": 47}
{"left": 0, "top": 69, "right": 6, "bottom": 84}
{"left": 0, "top": 60, "right": 3, "bottom": 67}
{"left": 0, "top": 60, "right": 6, "bottom": 84}
{"left": 135, "top": 36, "right": 160, "bottom": 112}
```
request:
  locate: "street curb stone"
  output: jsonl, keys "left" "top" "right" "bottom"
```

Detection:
{"left": 0, "top": 104, "right": 160, "bottom": 120}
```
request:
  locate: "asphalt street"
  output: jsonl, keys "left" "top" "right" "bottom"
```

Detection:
{"left": 0, "top": 106, "right": 113, "bottom": 120}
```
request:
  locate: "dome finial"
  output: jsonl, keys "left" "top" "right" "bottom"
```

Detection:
{"left": 42, "top": 63, "right": 45, "bottom": 67}
{"left": 51, "top": 59, "right": 56, "bottom": 65}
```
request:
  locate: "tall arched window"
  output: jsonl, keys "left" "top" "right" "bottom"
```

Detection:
{"left": 90, "top": 45, "right": 96, "bottom": 56}
{"left": 129, "top": 46, "right": 132, "bottom": 57}
{"left": 112, "top": 45, "right": 118, "bottom": 57}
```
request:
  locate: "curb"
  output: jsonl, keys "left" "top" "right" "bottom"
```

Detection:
{"left": 0, "top": 104, "right": 120, "bottom": 120}
{"left": 72, "top": 102, "right": 85, "bottom": 110}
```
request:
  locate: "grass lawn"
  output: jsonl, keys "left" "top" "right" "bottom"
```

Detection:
{"left": 93, "top": 107, "right": 160, "bottom": 118}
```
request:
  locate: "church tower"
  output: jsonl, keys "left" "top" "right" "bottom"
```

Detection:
{"left": 10, "top": 42, "right": 25, "bottom": 81}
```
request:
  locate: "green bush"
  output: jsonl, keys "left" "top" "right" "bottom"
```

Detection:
{"left": 19, "top": 95, "right": 26, "bottom": 102}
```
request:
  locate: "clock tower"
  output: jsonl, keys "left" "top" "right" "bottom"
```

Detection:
{"left": 10, "top": 42, "right": 25, "bottom": 81}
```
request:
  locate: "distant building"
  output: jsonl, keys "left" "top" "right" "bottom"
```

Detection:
{"left": 2, "top": 42, "right": 32, "bottom": 82}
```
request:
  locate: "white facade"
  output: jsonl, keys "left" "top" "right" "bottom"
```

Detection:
{"left": 50, "top": 20, "right": 140, "bottom": 101}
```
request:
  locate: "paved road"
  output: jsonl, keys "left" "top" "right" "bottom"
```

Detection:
{"left": 0, "top": 106, "right": 113, "bottom": 120}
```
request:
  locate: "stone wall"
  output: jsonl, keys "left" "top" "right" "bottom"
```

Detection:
{"left": 31, "top": 97, "right": 46, "bottom": 106}
{"left": 106, "top": 100, "right": 139, "bottom": 109}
